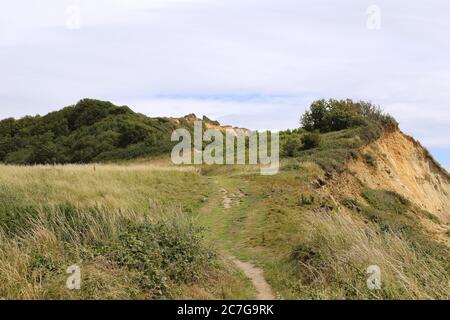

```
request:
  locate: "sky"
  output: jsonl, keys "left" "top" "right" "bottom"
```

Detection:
{"left": 0, "top": 0, "right": 449, "bottom": 170}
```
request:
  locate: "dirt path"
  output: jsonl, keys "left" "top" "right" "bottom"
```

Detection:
{"left": 204, "top": 183, "right": 275, "bottom": 300}
{"left": 221, "top": 188, "right": 245, "bottom": 209}
{"left": 229, "top": 256, "right": 275, "bottom": 300}
{"left": 221, "top": 188, "right": 233, "bottom": 209}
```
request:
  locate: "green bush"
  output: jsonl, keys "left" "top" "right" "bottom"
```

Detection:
{"left": 361, "top": 188, "right": 410, "bottom": 215}
{"left": 0, "top": 201, "right": 218, "bottom": 299}
{"left": 283, "top": 138, "right": 303, "bottom": 157}
{"left": 0, "top": 99, "right": 189, "bottom": 165}
{"left": 363, "top": 152, "right": 377, "bottom": 167}
{"left": 300, "top": 99, "right": 364, "bottom": 132}
{"left": 100, "top": 217, "right": 215, "bottom": 292}
{"left": 300, "top": 99, "right": 396, "bottom": 133}
{"left": 301, "top": 132, "right": 321, "bottom": 150}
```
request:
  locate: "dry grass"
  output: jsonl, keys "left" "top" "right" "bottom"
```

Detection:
{"left": 0, "top": 209, "right": 142, "bottom": 299}
{"left": 0, "top": 163, "right": 202, "bottom": 211}
{"left": 0, "top": 160, "right": 448, "bottom": 300}
{"left": 0, "top": 163, "right": 250, "bottom": 300}
{"left": 290, "top": 209, "right": 450, "bottom": 299}
{"left": 220, "top": 166, "right": 449, "bottom": 300}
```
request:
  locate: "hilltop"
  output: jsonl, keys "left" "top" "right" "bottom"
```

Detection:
{"left": 0, "top": 99, "right": 246, "bottom": 165}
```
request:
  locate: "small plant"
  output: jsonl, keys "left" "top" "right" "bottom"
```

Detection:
{"left": 419, "top": 210, "right": 441, "bottom": 224}
{"left": 299, "top": 194, "right": 315, "bottom": 206}
{"left": 341, "top": 198, "right": 362, "bottom": 212}
{"left": 363, "top": 152, "right": 377, "bottom": 167}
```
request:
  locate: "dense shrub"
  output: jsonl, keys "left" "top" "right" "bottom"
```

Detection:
{"left": 104, "top": 218, "right": 214, "bottom": 288}
{"left": 283, "top": 138, "right": 303, "bottom": 157}
{"left": 280, "top": 99, "right": 396, "bottom": 172}
{"left": 300, "top": 99, "right": 364, "bottom": 132}
{"left": 93, "top": 216, "right": 215, "bottom": 296}
{"left": 300, "top": 99, "right": 396, "bottom": 133}
{"left": 301, "top": 132, "right": 321, "bottom": 150}
{"left": 0, "top": 99, "right": 188, "bottom": 165}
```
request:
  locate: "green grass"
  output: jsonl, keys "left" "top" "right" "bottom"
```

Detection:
{"left": 361, "top": 188, "right": 410, "bottom": 214}
{"left": 0, "top": 163, "right": 254, "bottom": 300}
{"left": 2, "top": 98, "right": 448, "bottom": 300}
{"left": 196, "top": 166, "right": 449, "bottom": 300}
{"left": 280, "top": 121, "right": 386, "bottom": 173}
{"left": 0, "top": 205, "right": 217, "bottom": 299}
{"left": 0, "top": 160, "right": 448, "bottom": 300}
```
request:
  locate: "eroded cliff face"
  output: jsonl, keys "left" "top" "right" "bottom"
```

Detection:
{"left": 167, "top": 115, "right": 250, "bottom": 136}
{"left": 346, "top": 129, "right": 450, "bottom": 222}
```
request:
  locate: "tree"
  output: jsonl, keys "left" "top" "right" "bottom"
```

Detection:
{"left": 118, "top": 122, "right": 150, "bottom": 148}
{"left": 300, "top": 100, "right": 329, "bottom": 132}
{"left": 301, "top": 99, "right": 365, "bottom": 132}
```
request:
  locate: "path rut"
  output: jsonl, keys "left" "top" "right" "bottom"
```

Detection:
{"left": 229, "top": 256, "right": 275, "bottom": 300}
{"left": 219, "top": 186, "right": 275, "bottom": 300}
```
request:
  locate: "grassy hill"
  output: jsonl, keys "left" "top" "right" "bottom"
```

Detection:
{"left": 0, "top": 99, "right": 204, "bottom": 165}
{"left": 0, "top": 99, "right": 448, "bottom": 300}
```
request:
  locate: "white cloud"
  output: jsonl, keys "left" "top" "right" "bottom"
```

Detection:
{"left": 117, "top": 96, "right": 306, "bottom": 130}
{"left": 0, "top": 0, "right": 449, "bottom": 162}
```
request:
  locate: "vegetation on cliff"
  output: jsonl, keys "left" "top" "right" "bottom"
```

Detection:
{"left": 0, "top": 99, "right": 191, "bottom": 164}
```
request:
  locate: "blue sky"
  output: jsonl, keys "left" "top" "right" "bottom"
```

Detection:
{"left": 0, "top": 0, "right": 449, "bottom": 170}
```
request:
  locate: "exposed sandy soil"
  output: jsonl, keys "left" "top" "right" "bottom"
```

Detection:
{"left": 221, "top": 188, "right": 233, "bottom": 209}
{"left": 341, "top": 129, "right": 450, "bottom": 223}
{"left": 320, "top": 129, "right": 450, "bottom": 245}
{"left": 221, "top": 188, "right": 245, "bottom": 209}
{"left": 229, "top": 257, "right": 275, "bottom": 300}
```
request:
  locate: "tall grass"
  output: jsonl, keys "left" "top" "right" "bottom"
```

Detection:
{"left": 0, "top": 163, "right": 247, "bottom": 300}
{"left": 0, "top": 202, "right": 218, "bottom": 299}
{"left": 1, "top": 161, "right": 448, "bottom": 300}
{"left": 230, "top": 168, "right": 449, "bottom": 300}
{"left": 290, "top": 210, "right": 449, "bottom": 299}
{"left": 0, "top": 163, "right": 204, "bottom": 211}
